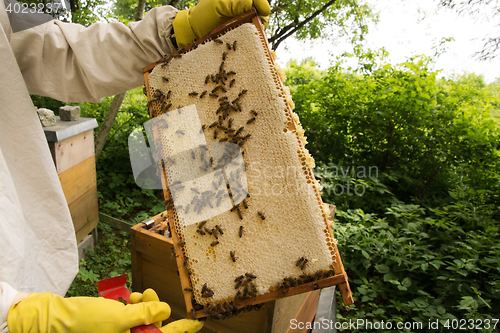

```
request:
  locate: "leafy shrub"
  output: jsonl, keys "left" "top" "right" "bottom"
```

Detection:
{"left": 67, "top": 223, "right": 131, "bottom": 297}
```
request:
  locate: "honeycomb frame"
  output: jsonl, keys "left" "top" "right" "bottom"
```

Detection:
{"left": 142, "top": 8, "right": 353, "bottom": 319}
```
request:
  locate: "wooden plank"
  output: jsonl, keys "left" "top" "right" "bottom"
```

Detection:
{"left": 100, "top": 213, "right": 134, "bottom": 233}
{"left": 286, "top": 290, "right": 321, "bottom": 333}
{"left": 130, "top": 225, "right": 144, "bottom": 293}
{"left": 75, "top": 213, "right": 99, "bottom": 243}
{"left": 58, "top": 156, "right": 96, "bottom": 205}
{"left": 68, "top": 185, "right": 98, "bottom": 232}
{"left": 272, "top": 292, "right": 310, "bottom": 333}
{"left": 52, "top": 130, "right": 95, "bottom": 173}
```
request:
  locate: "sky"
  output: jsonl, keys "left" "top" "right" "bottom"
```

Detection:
{"left": 275, "top": 0, "right": 500, "bottom": 83}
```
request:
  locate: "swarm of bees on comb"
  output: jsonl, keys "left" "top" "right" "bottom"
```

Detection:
{"left": 145, "top": 20, "right": 347, "bottom": 320}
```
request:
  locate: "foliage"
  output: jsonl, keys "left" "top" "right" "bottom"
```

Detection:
{"left": 289, "top": 50, "right": 500, "bottom": 331}
{"left": 292, "top": 50, "right": 500, "bottom": 209}
{"left": 267, "top": 0, "right": 376, "bottom": 50}
{"left": 79, "top": 87, "right": 166, "bottom": 223}
{"left": 66, "top": 223, "right": 132, "bottom": 297}
{"left": 111, "top": 0, "right": 376, "bottom": 51}
{"left": 439, "top": 0, "right": 500, "bottom": 60}
{"left": 331, "top": 189, "right": 500, "bottom": 332}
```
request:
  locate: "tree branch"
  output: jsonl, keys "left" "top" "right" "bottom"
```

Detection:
{"left": 269, "top": 0, "right": 338, "bottom": 50}
{"left": 94, "top": 91, "right": 127, "bottom": 162}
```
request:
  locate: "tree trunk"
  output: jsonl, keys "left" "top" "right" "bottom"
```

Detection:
{"left": 135, "top": 0, "right": 146, "bottom": 20}
{"left": 94, "top": 91, "right": 127, "bottom": 162}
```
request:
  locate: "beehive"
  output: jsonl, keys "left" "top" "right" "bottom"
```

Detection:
{"left": 143, "top": 9, "right": 352, "bottom": 319}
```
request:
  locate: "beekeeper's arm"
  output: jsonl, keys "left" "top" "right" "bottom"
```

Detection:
{"left": 9, "top": 0, "right": 270, "bottom": 103}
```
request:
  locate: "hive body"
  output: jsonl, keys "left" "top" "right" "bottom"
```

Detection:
{"left": 147, "top": 24, "right": 337, "bottom": 307}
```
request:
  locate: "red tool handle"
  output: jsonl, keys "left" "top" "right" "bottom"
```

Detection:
{"left": 97, "top": 275, "right": 162, "bottom": 333}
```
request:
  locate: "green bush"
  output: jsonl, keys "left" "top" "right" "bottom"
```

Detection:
{"left": 292, "top": 52, "right": 500, "bottom": 209}
{"left": 67, "top": 223, "right": 131, "bottom": 297}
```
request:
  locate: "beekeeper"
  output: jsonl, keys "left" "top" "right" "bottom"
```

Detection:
{"left": 0, "top": 0, "right": 270, "bottom": 331}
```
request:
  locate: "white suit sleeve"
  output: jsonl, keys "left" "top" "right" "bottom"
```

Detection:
{"left": 9, "top": 6, "right": 178, "bottom": 103}
{"left": 0, "top": 282, "right": 27, "bottom": 333}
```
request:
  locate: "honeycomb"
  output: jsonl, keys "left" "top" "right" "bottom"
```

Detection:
{"left": 147, "top": 23, "right": 338, "bottom": 309}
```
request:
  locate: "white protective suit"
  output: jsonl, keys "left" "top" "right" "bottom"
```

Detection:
{"left": 0, "top": 1, "right": 177, "bottom": 331}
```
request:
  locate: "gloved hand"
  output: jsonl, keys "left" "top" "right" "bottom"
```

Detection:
{"left": 172, "top": 0, "right": 271, "bottom": 48}
{"left": 129, "top": 289, "right": 204, "bottom": 333}
{"left": 7, "top": 289, "right": 202, "bottom": 333}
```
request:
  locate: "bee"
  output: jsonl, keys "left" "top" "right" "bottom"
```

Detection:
{"left": 238, "top": 225, "right": 244, "bottom": 238}
{"left": 189, "top": 92, "right": 198, "bottom": 96}
{"left": 173, "top": 54, "right": 182, "bottom": 58}
{"left": 242, "top": 199, "right": 248, "bottom": 209}
{"left": 236, "top": 207, "right": 243, "bottom": 220}
{"left": 222, "top": 51, "right": 227, "bottom": 60}
{"left": 296, "top": 257, "right": 306, "bottom": 267}
{"left": 146, "top": 98, "right": 159, "bottom": 107}
{"left": 204, "top": 226, "right": 212, "bottom": 235}
{"left": 191, "top": 150, "right": 196, "bottom": 159}
{"left": 201, "top": 145, "right": 208, "bottom": 150}
{"left": 210, "top": 156, "right": 214, "bottom": 166}
{"left": 227, "top": 71, "right": 236, "bottom": 76}
{"left": 219, "top": 62, "right": 225, "bottom": 72}
{"left": 183, "top": 257, "right": 189, "bottom": 269}
{"left": 257, "top": 211, "right": 266, "bottom": 220}
{"left": 215, "top": 225, "right": 224, "bottom": 235}
{"left": 300, "top": 258, "right": 309, "bottom": 270}
{"left": 166, "top": 90, "right": 172, "bottom": 99}
{"left": 251, "top": 110, "right": 258, "bottom": 116}
{"left": 212, "top": 86, "right": 221, "bottom": 93}
{"left": 196, "top": 229, "right": 206, "bottom": 236}
{"left": 200, "top": 90, "right": 207, "bottom": 98}
{"left": 210, "top": 240, "right": 219, "bottom": 247}
{"left": 161, "top": 103, "right": 172, "bottom": 113}
{"left": 229, "top": 79, "right": 235, "bottom": 88}
{"left": 209, "top": 93, "right": 219, "bottom": 98}
{"left": 245, "top": 272, "right": 257, "bottom": 279}
{"left": 220, "top": 86, "right": 227, "bottom": 93}
{"left": 214, "top": 38, "right": 223, "bottom": 44}
{"left": 232, "top": 41, "right": 237, "bottom": 51}
{"left": 246, "top": 117, "right": 256, "bottom": 124}
{"left": 226, "top": 42, "right": 232, "bottom": 50}
{"left": 175, "top": 129, "right": 185, "bottom": 135}
{"left": 170, "top": 245, "right": 176, "bottom": 257}
{"left": 178, "top": 241, "right": 186, "bottom": 246}
{"left": 209, "top": 121, "right": 218, "bottom": 129}
{"left": 218, "top": 96, "right": 228, "bottom": 102}
{"left": 191, "top": 188, "right": 200, "bottom": 194}
{"left": 228, "top": 118, "right": 234, "bottom": 128}
{"left": 239, "top": 89, "right": 248, "bottom": 97}
{"left": 230, "top": 250, "right": 237, "bottom": 262}
{"left": 212, "top": 229, "right": 219, "bottom": 239}
{"left": 197, "top": 221, "right": 207, "bottom": 230}
{"left": 162, "top": 76, "right": 169, "bottom": 83}
{"left": 235, "top": 127, "right": 244, "bottom": 136}
{"left": 202, "top": 288, "right": 214, "bottom": 298}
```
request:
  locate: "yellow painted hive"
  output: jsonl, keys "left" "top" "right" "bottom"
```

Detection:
{"left": 144, "top": 15, "right": 351, "bottom": 319}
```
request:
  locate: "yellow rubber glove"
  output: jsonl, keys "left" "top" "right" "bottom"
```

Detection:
{"left": 7, "top": 291, "right": 171, "bottom": 333}
{"left": 129, "top": 289, "right": 204, "bottom": 333}
{"left": 172, "top": 0, "right": 271, "bottom": 48}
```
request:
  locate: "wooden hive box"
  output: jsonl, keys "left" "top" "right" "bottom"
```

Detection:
{"left": 131, "top": 214, "right": 323, "bottom": 333}
{"left": 44, "top": 117, "right": 99, "bottom": 243}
